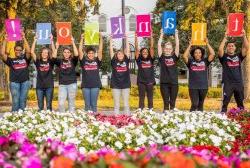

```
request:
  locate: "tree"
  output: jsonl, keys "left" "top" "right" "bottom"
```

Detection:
{"left": 0, "top": 0, "right": 99, "bottom": 100}
{"left": 242, "top": 0, "right": 250, "bottom": 99}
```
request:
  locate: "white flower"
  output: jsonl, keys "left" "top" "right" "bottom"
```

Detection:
{"left": 114, "top": 141, "right": 123, "bottom": 149}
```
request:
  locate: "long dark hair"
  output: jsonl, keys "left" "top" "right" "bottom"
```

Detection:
{"left": 139, "top": 47, "right": 151, "bottom": 60}
{"left": 39, "top": 47, "right": 51, "bottom": 60}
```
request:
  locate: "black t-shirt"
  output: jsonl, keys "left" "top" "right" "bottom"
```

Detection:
{"left": 219, "top": 53, "right": 245, "bottom": 85}
{"left": 136, "top": 55, "right": 155, "bottom": 84}
{"left": 54, "top": 56, "right": 78, "bottom": 85}
{"left": 80, "top": 57, "right": 102, "bottom": 88}
{"left": 35, "top": 59, "right": 56, "bottom": 89}
{"left": 3, "top": 54, "right": 31, "bottom": 83}
{"left": 111, "top": 56, "right": 131, "bottom": 89}
{"left": 159, "top": 54, "right": 179, "bottom": 84}
{"left": 186, "top": 57, "right": 211, "bottom": 89}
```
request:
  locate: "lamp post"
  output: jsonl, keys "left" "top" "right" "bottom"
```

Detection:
{"left": 122, "top": 0, "right": 125, "bottom": 50}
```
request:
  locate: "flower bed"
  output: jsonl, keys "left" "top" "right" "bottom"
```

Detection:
{"left": 0, "top": 109, "right": 240, "bottom": 153}
{"left": 0, "top": 131, "right": 250, "bottom": 168}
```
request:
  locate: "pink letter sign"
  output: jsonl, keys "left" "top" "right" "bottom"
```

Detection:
{"left": 5, "top": 19, "right": 22, "bottom": 41}
{"left": 136, "top": 14, "right": 151, "bottom": 37}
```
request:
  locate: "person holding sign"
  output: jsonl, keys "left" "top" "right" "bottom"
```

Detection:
{"left": 218, "top": 29, "right": 249, "bottom": 113}
{"left": 158, "top": 29, "right": 179, "bottom": 112}
{"left": 30, "top": 34, "right": 56, "bottom": 111}
{"left": 52, "top": 37, "right": 79, "bottom": 113}
{"left": 0, "top": 31, "right": 31, "bottom": 112}
{"left": 79, "top": 33, "right": 103, "bottom": 113}
{"left": 135, "top": 33, "right": 155, "bottom": 112}
{"left": 183, "top": 39, "right": 215, "bottom": 112}
{"left": 110, "top": 35, "right": 131, "bottom": 115}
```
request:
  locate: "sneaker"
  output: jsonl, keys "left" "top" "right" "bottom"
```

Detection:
{"left": 163, "top": 110, "right": 168, "bottom": 113}
{"left": 137, "top": 108, "right": 142, "bottom": 112}
{"left": 149, "top": 108, "right": 153, "bottom": 112}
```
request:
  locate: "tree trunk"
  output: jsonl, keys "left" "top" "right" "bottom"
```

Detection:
{"left": 4, "top": 1, "right": 18, "bottom": 101}
{"left": 243, "top": 1, "right": 250, "bottom": 100}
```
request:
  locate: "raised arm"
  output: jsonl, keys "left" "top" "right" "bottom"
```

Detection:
{"left": 206, "top": 38, "right": 215, "bottom": 62}
{"left": 110, "top": 36, "right": 114, "bottom": 58}
{"left": 78, "top": 34, "right": 84, "bottom": 60}
{"left": 157, "top": 29, "right": 163, "bottom": 57}
{"left": 150, "top": 33, "right": 154, "bottom": 58}
{"left": 98, "top": 33, "right": 103, "bottom": 61}
{"left": 241, "top": 29, "right": 249, "bottom": 57}
{"left": 72, "top": 36, "right": 79, "bottom": 57}
{"left": 125, "top": 34, "right": 130, "bottom": 57}
{"left": 22, "top": 31, "right": 31, "bottom": 59}
{"left": 50, "top": 34, "right": 55, "bottom": 52}
{"left": 218, "top": 30, "right": 228, "bottom": 57}
{"left": 0, "top": 37, "right": 8, "bottom": 62}
{"left": 175, "top": 29, "right": 179, "bottom": 56}
{"left": 31, "top": 35, "right": 37, "bottom": 61}
{"left": 134, "top": 33, "right": 139, "bottom": 59}
{"left": 183, "top": 41, "right": 192, "bottom": 64}
{"left": 52, "top": 42, "right": 59, "bottom": 58}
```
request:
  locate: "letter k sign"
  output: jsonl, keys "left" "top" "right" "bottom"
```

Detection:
{"left": 111, "top": 16, "right": 125, "bottom": 39}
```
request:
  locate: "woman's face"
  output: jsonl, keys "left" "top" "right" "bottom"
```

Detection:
{"left": 194, "top": 49, "right": 202, "bottom": 61}
{"left": 41, "top": 49, "right": 49, "bottom": 60}
{"left": 63, "top": 49, "right": 71, "bottom": 60}
{"left": 142, "top": 49, "right": 149, "bottom": 59}
{"left": 14, "top": 46, "right": 23, "bottom": 57}
{"left": 87, "top": 51, "right": 95, "bottom": 60}
{"left": 117, "top": 51, "right": 125, "bottom": 61}
{"left": 163, "top": 43, "right": 173, "bottom": 56}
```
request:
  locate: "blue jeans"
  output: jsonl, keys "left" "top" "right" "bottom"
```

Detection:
{"left": 36, "top": 88, "right": 53, "bottom": 111}
{"left": 58, "top": 83, "right": 77, "bottom": 112}
{"left": 82, "top": 88, "right": 100, "bottom": 112}
{"left": 10, "top": 81, "right": 30, "bottom": 112}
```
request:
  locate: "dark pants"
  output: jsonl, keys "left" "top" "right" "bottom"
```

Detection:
{"left": 189, "top": 89, "right": 208, "bottom": 112}
{"left": 160, "top": 83, "right": 178, "bottom": 110}
{"left": 36, "top": 88, "right": 53, "bottom": 111}
{"left": 221, "top": 83, "right": 244, "bottom": 113}
{"left": 138, "top": 83, "right": 154, "bottom": 109}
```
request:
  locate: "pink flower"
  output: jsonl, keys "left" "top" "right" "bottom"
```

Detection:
{"left": 0, "top": 136, "right": 8, "bottom": 146}
{"left": 17, "top": 142, "right": 38, "bottom": 157}
{"left": 22, "top": 156, "right": 42, "bottom": 168}
{"left": 8, "top": 131, "right": 27, "bottom": 145}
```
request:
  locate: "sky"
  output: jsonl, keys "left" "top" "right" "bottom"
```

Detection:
{"left": 99, "top": 0, "right": 157, "bottom": 15}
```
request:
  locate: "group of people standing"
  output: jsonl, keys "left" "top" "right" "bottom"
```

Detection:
{"left": 0, "top": 27, "right": 249, "bottom": 114}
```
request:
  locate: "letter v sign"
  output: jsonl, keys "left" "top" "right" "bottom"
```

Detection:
{"left": 85, "top": 22, "right": 100, "bottom": 45}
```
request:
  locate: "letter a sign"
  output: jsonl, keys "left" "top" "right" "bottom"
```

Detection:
{"left": 136, "top": 14, "right": 151, "bottom": 37}
{"left": 56, "top": 22, "right": 72, "bottom": 45}
{"left": 228, "top": 13, "right": 244, "bottom": 37}
{"left": 111, "top": 16, "right": 125, "bottom": 39}
{"left": 162, "top": 11, "right": 176, "bottom": 35}
{"left": 192, "top": 23, "right": 207, "bottom": 46}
